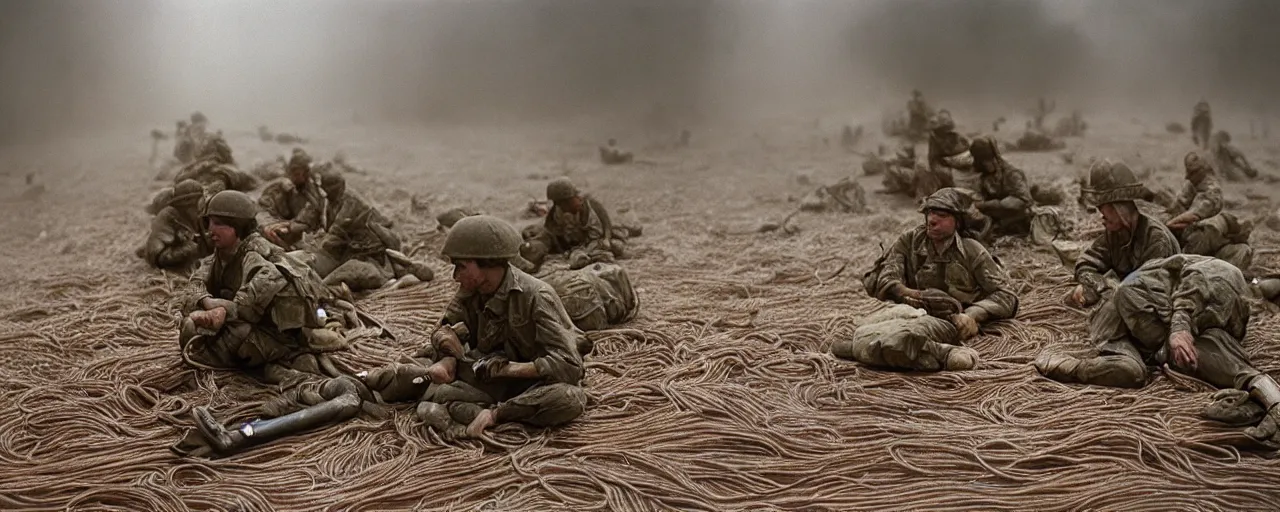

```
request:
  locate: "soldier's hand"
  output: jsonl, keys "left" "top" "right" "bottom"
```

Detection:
{"left": 189, "top": 307, "right": 226, "bottom": 330}
{"left": 1166, "top": 213, "right": 1199, "bottom": 230}
{"left": 1065, "top": 285, "right": 1089, "bottom": 309}
{"left": 1169, "top": 330, "right": 1198, "bottom": 370}
{"left": 951, "top": 313, "right": 979, "bottom": 340}
{"left": 472, "top": 354, "right": 510, "bottom": 381}
{"left": 264, "top": 222, "right": 288, "bottom": 244}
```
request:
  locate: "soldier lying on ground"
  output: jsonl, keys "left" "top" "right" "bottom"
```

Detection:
{"left": 1210, "top": 131, "right": 1259, "bottom": 182}
{"left": 1035, "top": 254, "right": 1280, "bottom": 447}
{"left": 171, "top": 135, "right": 258, "bottom": 195}
{"left": 837, "top": 188, "right": 1018, "bottom": 371}
{"left": 599, "top": 138, "right": 634, "bottom": 165}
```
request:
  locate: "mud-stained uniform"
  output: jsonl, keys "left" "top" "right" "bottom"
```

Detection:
{"left": 1167, "top": 173, "right": 1253, "bottom": 271}
{"left": 256, "top": 177, "right": 325, "bottom": 248}
{"left": 423, "top": 265, "right": 588, "bottom": 430}
{"left": 973, "top": 140, "right": 1034, "bottom": 236}
{"left": 173, "top": 160, "right": 251, "bottom": 196}
{"left": 539, "top": 262, "right": 639, "bottom": 331}
{"left": 1074, "top": 213, "right": 1180, "bottom": 306}
{"left": 529, "top": 195, "right": 626, "bottom": 270}
{"left": 1041, "top": 255, "right": 1260, "bottom": 390}
{"left": 839, "top": 227, "right": 1018, "bottom": 371}
{"left": 925, "top": 130, "right": 970, "bottom": 195}
{"left": 142, "top": 206, "right": 210, "bottom": 270}
{"left": 306, "top": 192, "right": 406, "bottom": 291}
{"left": 1211, "top": 139, "right": 1258, "bottom": 182}
{"left": 181, "top": 234, "right": 335, "bottom": 369}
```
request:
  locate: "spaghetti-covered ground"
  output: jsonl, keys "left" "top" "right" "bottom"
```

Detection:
{"left": 2, "top": 118, "right": 1279, "bottom": 511}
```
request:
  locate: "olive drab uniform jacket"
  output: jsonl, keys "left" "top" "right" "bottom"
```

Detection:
{"left": 1074, "top": 213, "right": 1179, "bottom": 304}
{"left": 257, "top": 177, "right": 326, "bottom": 235}
{"left": 869, "top": 226, "right": 1019, "bottom": 324}
{"left": 316, "top": 192, "right": 400, "bottom": 265}
{"left": 142, "top": 206, "right": 210, "bottom": 270}
{"left": 188, "top": 235, "right": 332, "bottom": 348}
{"left": 173, "top": 160, "right": 244, "bottom": 195}
{"left": 441, "top": 265, "right": 585, "bottom": 388}
{"left": 544, "top": 195, "right": 614, "bottom": 253}
{"left": 1168, "top": 173, "right": 1223, "bottom": 221}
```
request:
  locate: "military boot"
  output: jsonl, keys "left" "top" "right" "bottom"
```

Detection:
{"left": 1033, "top": 352, "right": 1082, "bottom": 382}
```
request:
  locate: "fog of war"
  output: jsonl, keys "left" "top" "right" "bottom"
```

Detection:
{"left": 8, "top": 1, "right": 1280, "bottom": 510}
{"left": 1, "top": 0, "right": 1278, "bottom": 142}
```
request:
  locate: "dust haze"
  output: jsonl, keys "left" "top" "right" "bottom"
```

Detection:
{"left": 1, "top": 0, "right": 1278, "bottom": 144}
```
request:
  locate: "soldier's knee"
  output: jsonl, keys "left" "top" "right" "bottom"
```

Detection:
{"left": 507, "top": 384, "right": 587, "bottom": 427}
{"left": 1091, "top": 356, "right": 1147, "bottom": 388}
{"left": 416, "top": 401, "right": 452, "bottom": 430}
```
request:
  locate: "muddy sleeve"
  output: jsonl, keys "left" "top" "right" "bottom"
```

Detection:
{"left": 256, "top": 187, "right": 288, "bottom": 226}
{"left": 183, "top": 262, "right": 214, "bottom": 314}
{"left": 440, "top": 294, "right": 475, "bottom": 344}
{"left": 1169, "top": 265, "right": 1210, "bottom": 335}
{"left": 155, "top": 237, "right": 201, "bottom": 269}
{"left": 964, "top": 245, "right": 1018, "bottom": 323}
{"left": 1075, "top": 235, "right": 1112, "bottom": 302}
{"left": 1137, "top": 228, "right": 1180, "bottom": 267}
{"left": 232, "top": 257, "right": 289, "bottom": 324}
{"left": 293, "top": 200, "right": 323, "bottom": 233}
{"left": 1188, "top": 180, "right": 1222, "bottom": 220}
{"left": 999, "top": 167, "right": 1032, "bottom": 210}
{"left": 318, "top": 204, "right": 357, "bottom": 256}
{"left": 531, "top": 288, "right": 584, "bottom": 385}
{"left": 584, "top": 205, "right": 607, "bottom": 246}
{"left": 877, "top": 231, "right": 914, "bottom": 300}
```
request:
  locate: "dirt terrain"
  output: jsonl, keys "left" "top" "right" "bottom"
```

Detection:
{"left": 2, "top": 115, "right": 1280, "bottom": 511}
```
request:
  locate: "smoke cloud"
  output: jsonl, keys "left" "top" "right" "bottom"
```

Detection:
{"left": 1, "top": 0, "right": 1277, "bottom": 144}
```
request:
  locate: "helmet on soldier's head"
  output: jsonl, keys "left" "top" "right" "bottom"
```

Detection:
{"left": 546, "top": 177, "right": 580, "bottom": 202}
{"left": 287, "top": 148, "right": 312, "bottom": 171}
{"left": 930, "top": 110, "right": 955, "bottom": 132}
{"left": 170, "top": 179, "right": 205, "bottom": 207}
{"left": 1082, "top": 159, "right": 1154, "bottom": 206}
{"left": 202, "top": 190, "right": 257, "bottom": 220}
{"left": 191, "top": 111, "right": 207, "bottom": 124}
{"left": 1214, "top": 130, "right": 1231, "bottom": 144}
{"left": 441, "top": 215, "right": 522, "bottom": 261}
{"left": 919, "top": 187, "right": 976, "bottom": 220}
{"left": 1183, "top": 151, "right": 1213, "bottom": 178}
{"left": 319, "top": 169, "right": 345, "bottom": 199}
{"left": 969, "top": 136, "right": 999, "bottom": 162}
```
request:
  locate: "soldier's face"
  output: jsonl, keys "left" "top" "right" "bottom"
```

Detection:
{"left": 288, "top": 167, "right": 309, "bottom": 186}
{"left": 207, "top": 217, "right": 239, "bottom": 251}
{"left": 556, "top": 197, "right": 582, "bottom": 214}
{"left": 1099, "top": 204, "right": 1128, "bottom": 232}
{"left": 925, "top": 210, "right": 957, "bottom": 241}
{"left": 452, "top": 260, "right": 485, "bottom": 291}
